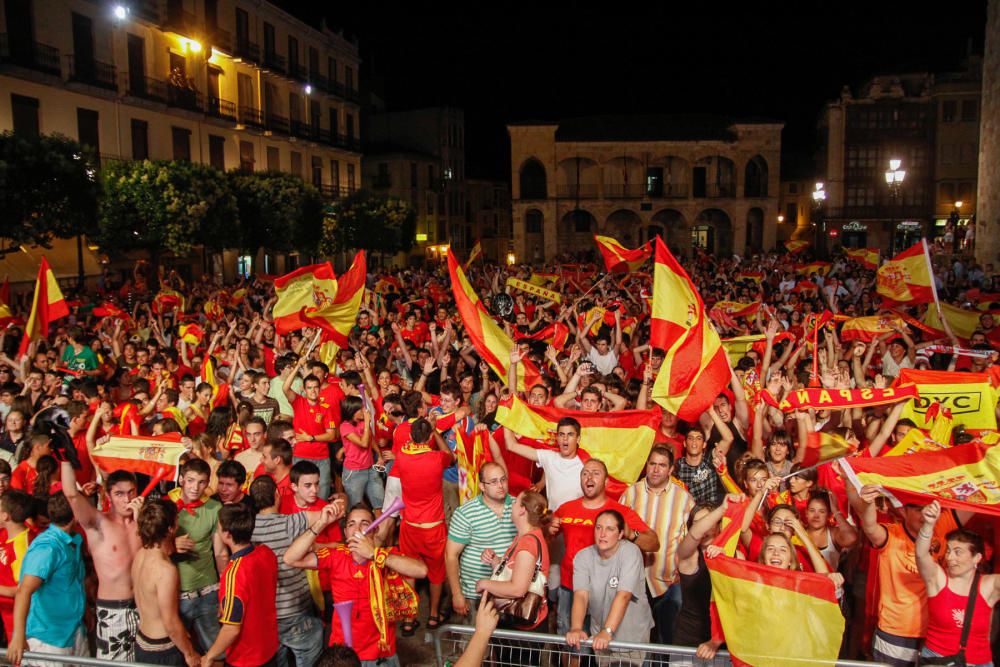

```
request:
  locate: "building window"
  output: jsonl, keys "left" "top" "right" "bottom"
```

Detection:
{"left": 291, "top": 151, "right": 302, "bottom": 177}
{"left": 428, "top": 165, "right": 435, "bottom": 188}
{"left": 525, "top": 209, "right": 543, "bottom": 234}
{"left": 289, "top": 92, "right": 301, "bottom": 124}
{"left": 788, "top": 183, "right": 798, "bottom": 194}
{"left": 130, "top": 119, "right": 149, "bottom": 160}
{"left": 426, "top": 197, "right": 433, "bottom": 215}
{"left": 171, "top": 126, "right": 191, "bottom": 161}
{"left": 76, "top": 108, "right": 100, "bottom": 157}
{"left": 941, "top": 100, "right": 957, "bottom": 123}
{"left": 376, "top": 163, "right": 390, "bottom": 187}
{"left": 347, "top": 164, "right": 356, "bottom": 192}
{"left": 266, "top": 146, "right": 280, "bottom": 171}
{"left": 785, "top": 203, "right": 798, "bottom": 225}
{"left": 288, "top": 36, "right": 299, "bottom": 73}
{"left": 311, "top": 156, "right": 322, "bottom": 188}
{"left": 328, "top": 56, "right": 337, "bottom": 83}
{"left": 240, "top": 140, "right": 255, "bottom": 173}
{"left": 11, "top": 94, "right": 39, "bottom": 137}
{"left": 411, "top": 162, "right": 418, "bottom": 188}
{"left": 208, "top": 134, "right": 225, "bottom": 169}
{"left": 939, "top": 182, "right": 956, "bottom": 205}
{"left": 846, "top": 185, "right": 875, "bottom": 207}
{"left": 961, "top": 100, "right": 978, "bottom": 123}
{"left": 345, "top": 66, "right": 354, "bottom": 91}
{"left": 345, "top": 113, "right": 354, "bottom": 139}
{"left": 263, "top": 22, "right": 275, "bottom": 59}
{"left": 958, "top": 182, "right": 974, "bottom": 203}
{"left": 330, "top": 159, "right": 340, "bottom": 191}
{"left": 329, "top": 108, "right": 339, "bottom": 137}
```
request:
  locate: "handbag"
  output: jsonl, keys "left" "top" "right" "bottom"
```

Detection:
{"left": 489, "top": 533, "right": 548, "bottom": 626}
{"left": 917, "top": 571, "right": 981, "bottom": 667}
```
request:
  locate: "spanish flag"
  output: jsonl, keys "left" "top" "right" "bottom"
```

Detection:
{"left": 298, "top": 251, "right": 367, "bottom": 366}
{"left": 200, "top": 356, "right": 230, "bottom": 409}
{"left": 495, "top": 395, "right": 660, "bottom": 497}
{"left": 796, "top": 261, "right": 832, "bottom": 277}
{"left": 594, "top": 235, "right": 652, "bottom": 273}
{"left": 152, "top": 288, "right": 185, "bottom": 314}
{"left": 845, "top": 247, "right": 880, "bottom": 270}
{"left": 721, "top": 334, "right": 766, "bottom": 365}
{"left": 18, "top": 257, "right": 69, "bottom": 355}
{"left": 179, "top": 324, "right": 204, "bottom": 346}
{"left": 515, "top": 322, "right": 570, "bottom": 351}
{"left": 463, "top": 240, "right": 483, "bottom": 271}
{"left": 273, "top": 262, "right": 340, "bottom": 334}
{"left": 735, "top": 271, "right": 765, "bottom": 284}
{"left": 801, "top": 431, "right": 858, "bottom": 467}
{"left": 897, "top": 368, "right": 997, "bottom": 430}
{"left": 784, "top": 239, "right": 809, "bottom": 254}
{"left": 885, "top": 403, "right": 954, "bottom": 457}
{"left": 456, "top": 429, "right": 488, "bottom": 505}
{"left": 650, "top": 237, "right": 730, "bottom": 422}
{"left": 528, "top": 272, "right": 559, "bottom": 286}
{"left": 922, "top": 302, "right": 982, "bottom": 341}
{"left": 91, "top": 433, "right": 188, "bottom": 480}
{"left": 839, "top": 314, "right": 906, "bottom": 342}
{"left": 447, "top": 250, "right": 541, "bottom": 391}
{"left": 711, "top": 300, "right": 761, "bottom": 320}
{"left": 876, "top": 240, "right": 936, "bottom": 306}
{"left": 842, "top": 441, "right": 1000, "bottom": 516}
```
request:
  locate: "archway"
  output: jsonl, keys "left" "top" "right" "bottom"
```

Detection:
{"left": 604, "top": 209, "right": 643, "bottom": 245}
{"left": 692, "top": 156, "right": 736, "bottom": 198}
{"left": 744, "top": 155, "right": 769, "bottom": 198}
{"left": 524, "top": 208, "right": 544, "bottom": 263}
{"left": 559, "top": 209, "right": 597, "bottom": 254}
{"left": 603, "top": 156, "right": 645, "bottom": 198}
{"left": 651, "top": 208, "right": 687, "bottom": 255}
{"left": 557, "top": 157, "right": 600, "bottom": 198}
{"left": 519, "top": 158, "right": 547, "bottom": 199}
{"left": 692, "top": 208, "right": 733, "bottom": 256}
{"left": 746, "top": 208, "right": 764, "bottom": 254}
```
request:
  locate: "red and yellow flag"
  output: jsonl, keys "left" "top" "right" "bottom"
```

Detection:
{"left": 876, "top": 240, "right": 936, "bottom": 306}
{"left": 91, "top": 433, "right": 188, "bottom": 480}
{"left": 801, "top": 431, "right": 858, "bottom": 467}
{"left": 735, "top": 271, "right": 765, "bottom": 284}
{"left": 839, "top": 313, "right": 906, "bottom": 342}
{"left": 447, "top": 250, "right": 541, "bottom": 391}
{"left": 273, "top": 262, "right": 340, "bottom": 334}
{"left": 463, "top": 240, "right": 482, "bottom": 271}
{"left": 298, "top": 252, "right": 367, "bottom": 366}
{"left": 19, "top": 257, "right": 69, "bottom": 355}
{"left": 843, "top": 441, "right": 1000, "bottom": 516}
{"left": 784, "top": 240, "right": 809, "bottom": 254}
{"left": 922, "top": 302, "right": 982, "bottom": 341}
{"left": 650, "top": 237, "right": 730, "bottom": 421}
{"left": 152, "top": 288, "right": 185, "bottom": 314}
{"left": 515, "top": 322, "right": 570, "bottom": 351}
{"left": 594, "top": 234, "right": 651, "bottom": 273}
{"left": 711, "top": 300, "right": 762, "bottom": 320}
{"left": 845, "top": 247, "right": 880, "bottom": 270}
{"left": 897, "top": 368, "right": 997, "bottom": 430}
{"left": 496, "top": 395, "right": 660, "bottom": 498}
{"left": 796, "top": 261, "right": 832, "bottom": 277}
{"left": 179, "top": 324, "right": 204, "bottom": 346}
{"left": 456, "top": 429, "right": 488, "bottom": 504}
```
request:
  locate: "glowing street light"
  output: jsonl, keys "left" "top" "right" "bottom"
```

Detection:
{"left": 113, "top": 5, "right": 128, "bottom": 20}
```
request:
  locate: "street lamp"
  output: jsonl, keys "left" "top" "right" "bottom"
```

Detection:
{"left": 885, "top": 159, "right": 906, "bottom": 252}
{"left": 812, "top": 182, "right": 826, "bottom": 257}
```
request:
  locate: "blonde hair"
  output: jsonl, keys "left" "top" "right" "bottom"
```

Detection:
{"left": 519, "top": 490, "right": 554, "bottom": 532}
{"left": 758, "top": 532, "right": 801, "bottom": 571}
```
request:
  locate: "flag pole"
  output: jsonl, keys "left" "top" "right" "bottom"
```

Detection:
{"left": 921, "top": 238, "right": 945, "bottom": 322}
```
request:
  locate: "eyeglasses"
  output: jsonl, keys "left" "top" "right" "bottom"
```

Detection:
{"left": 482, "top": 477, "right": 508, "bottom": 486}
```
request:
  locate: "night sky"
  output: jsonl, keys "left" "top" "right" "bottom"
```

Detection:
{"left": 278, "top": 2, "right": 987, "bottom": 180}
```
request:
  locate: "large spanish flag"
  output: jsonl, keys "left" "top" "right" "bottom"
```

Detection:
{"left": 897, "top": 368, "right": 997, "bottom": 430}
{"left": 19, "top": 257, "right": 69, "bottom": 355}
{"left": 91, "top": 433, "right": 188, "bottom": 480}
{"left": 840, "top": 313, "right": 906, "bottom": 342}
{"left": 273, "top": 262, "right": 340, "bottom": 334}
{"left": 298, "top": 252, "right": 367, "bottom": 365}
{"left": 784, "top": 240, "right": 809, "bottom": 254}
{"left": 842, "top": 441, "right": 1000, "bottom": 515}
{"left": 447, "top": 250, "right": 541, "bottom": 391}
{"left": 515, "top": 322, "right": 570, "bottom": 351}
{"left": 721, "top": 334, "right": 766, "bottom": 364}
{"left": 922, "top": 302, "right": 982, "bottom": 342}
{"left": 495, "top": 395, "right": 660, "bottom": 496}
{"left": 876, "top": 240, "right": 936, "bottom": 306}
{"left": 650, "top": 237, "right": 730, "bottom": 422}
{"left": 845, "top": 247, "right": 880, "bottom": 270}
{"left": 594, "top": 235, "right": 651, "bottom": 273}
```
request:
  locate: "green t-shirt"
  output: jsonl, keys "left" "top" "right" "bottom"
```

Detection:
{"left": 176, "top": 498, "right": 222, "bottom": 592}
{"left": 61, "top": 345, "right": 98, "bottom": 373}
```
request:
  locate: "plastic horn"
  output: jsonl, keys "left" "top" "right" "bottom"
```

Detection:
{"left": 357, "top": 384, "right": 377, "bottom": 431}
{"left": 333, "top": 600, "right": 353, "bottom": 648}
{"left": 362, "top": 497, "right": 405, "bottom": 536}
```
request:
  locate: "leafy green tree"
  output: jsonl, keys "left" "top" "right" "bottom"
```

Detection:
{"left": 229, "top": 171, "right": 324, "bottom": 266}
{"left": 98, "top": 160, "right": 237, "bottom": 262}
{"left": 320, "top": 191, "right": 416, "bottom": 257}
{"left": 0, "top": 132, "right": 99, "bottom": 246}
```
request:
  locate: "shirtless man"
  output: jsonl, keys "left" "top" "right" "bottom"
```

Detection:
{"left": 132, "top": 499, "right": 200, "bottom": 667}
{"left": 61, "top": 459, "right": 143, "bottom": 660}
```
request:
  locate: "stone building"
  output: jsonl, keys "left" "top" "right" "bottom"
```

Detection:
{"left": 977, "top": 0, "right": 1000, "bottom": 266}
{"left": 507, "top": 114, "right": 783, "bottom": 262}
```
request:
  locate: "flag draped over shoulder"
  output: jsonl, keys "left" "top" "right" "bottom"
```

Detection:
{"left": 91, "top": 433, "right": 188, "bottom": 480}
{"left": 19, "top": 257, "right": 69, "bottom": 355}
{"left": 842, "top": 442, "right": 1000, "bottom": 516}
{"left": 495, "top": 395, "right": 660, "bottom": 496}
{"left": 447, "top": 250, "right": 541, "bottom": 391}
{"left": 273, "top": 262, "right": 340, "bottom": 334}
{"left": 594, "top": 235, "right": 651, "bottom": 273}
{"left": 649, "top": 237, "right": 729, "bottom": 422}
{"left": 897, "top": 368, "right": 997, "bottom": 430}
{"left": 876, "top": 240, "right": 936, "bottom": 306}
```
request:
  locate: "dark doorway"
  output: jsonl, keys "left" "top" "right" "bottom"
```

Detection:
{"left": 692, "top": 167, "right": 707, "bottom": 198}
{"left": 5, "top": 0, "right": 34, "bottom": 64}
{"left": 71, "top": 13, "right": 94, "bottom": 78}
{"left": 127, "top": 34, "right": 145, "bottom": 94}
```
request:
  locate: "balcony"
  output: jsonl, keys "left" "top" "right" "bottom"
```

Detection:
{"left": 320, "top": 184, "right": 352, "bottom": 201}
{"left": 234, "top": 38, "right": 260, "bottom": 64}
{"left": 289, "top": 62, "right": 307, "bottom": 81}
{"left": 208, "top": 26, "right": 232, "bottom": 53}
{"left": 310, "top": 73, "right": 329, "bottom": 90}
{"left": 344, "top": 86, "right": 359, "bottom": 102}
{"left": 334, "top": 133, "right": 361, "bottom": 152}
{"left": 238, "top": 106, "right": 264, "bottom": 128}
{"left": 263, "top": 51, "right": 286, "bottom": 74}
{"left": 557, "top": 184, "right": 600, "bottom": 198}
{"left": 823, "top": 205, "right": 930, "bottom": 220}
{"left": 266, "top": 114, "right": 289, "bottom": 135}
{"left": 604, "top": 183, "right": 647, "bottom": 198}
{"left": 126, "top": 74, "right": 167, "bottom": 103}
{"left": 0, "top": 34, "right": 61, "bottom": 76}
{"left": 164, "top": 5, "right": 196, "bottom": 33}
{"left": 290, "top": 119, "right": 315, "bottom": 140}
{"left": 700, "top": 183, "right": 737, "bottom": 198}
{"left": 167, "top": 84, "right": 202, "bottom": 113}
{"left": 131, "top": 0, "right": 160, "bottom": 24}
{"left": 206, "top": 96, "right": 237, "bottom": 122}
{"left": 67, "top": 55, "right": 117, "bottom": 90}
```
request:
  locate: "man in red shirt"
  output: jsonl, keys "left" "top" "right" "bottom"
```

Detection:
{"left": 391, "top": 418, "right": 454, "bottom": 632}
{"left": 260, "top": 440, "right": 294, "bottom": 505}
{"left": 553, "top": 459, "right": 660, "bottom": 638}
{"left": 203, "top": 504, "right": 278, "bottom": 667}
{"left": 282, "top": 361, "right": 337, "bottom": 500}
{"left": 65, "top": 401, "right": 95, "bottom": 487}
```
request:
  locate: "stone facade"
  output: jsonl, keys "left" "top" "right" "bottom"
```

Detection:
{"left": 507, "top": 116, "right": 783, "bottom": 262}
{"left": 977, "top": 0, "right": 1000, "bottom": 266}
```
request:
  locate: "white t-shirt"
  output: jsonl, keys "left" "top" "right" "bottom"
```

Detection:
{"left": 536, "top": 450, "right": 584, "bottom": 510}
{"left": 587, "top": 347, "right": 619, "bottom": 376}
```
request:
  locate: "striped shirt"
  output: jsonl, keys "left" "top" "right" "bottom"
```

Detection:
{"left": 620, "top": 478, "right": 694, "bottom": 596}
{"left": 251, "top": 512, "right": 311, "bottom": 619}
{"left": 447, "top": 494, "right": 517, "bottom": 598}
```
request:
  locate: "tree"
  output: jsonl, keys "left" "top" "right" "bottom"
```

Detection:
{"left": 98, "top": 160, "right": 238, "bottom": 262}
{"left": 0, "top": 132, "right": 99, "bottom": 247}
{"left": 229, "top": 171, "right": 324, "bottom": 266}
{"left": 320, "top": 190, "right": 416, "bottom": 258}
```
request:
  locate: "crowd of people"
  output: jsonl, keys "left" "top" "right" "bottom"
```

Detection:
{"left": 0, "top": 242, "right": 997, "bottom": 667}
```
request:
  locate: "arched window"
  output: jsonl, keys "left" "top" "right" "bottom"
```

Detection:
{"left": 519, "top": 159, "right": 547, "bottom": 199}
{"left": 525, "top": 209, "right": 543, "bottom": 233}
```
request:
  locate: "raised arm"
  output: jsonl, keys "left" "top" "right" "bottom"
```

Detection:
{"left": 845, "top": 482, "right": 889, "bottom": 549}
{"left": 502, "top": 427, "right": 540, "bottom": 462}
{"left": 915, "top": 500, "right": 946, "bottom": 596}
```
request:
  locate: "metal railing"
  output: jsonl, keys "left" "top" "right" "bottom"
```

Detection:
{"left": 206, "top": 96, "right": 237, "bottom": 122}
{"left": 67, "top": 55, "right": 117, "bottom": 90}
{"left": 433, "top": 625, "right": 889, "bottom": 667}
{"left": 234, "top": 37, "right": 260, "bottom": 63}
{"left": 289, "top": 61, "right": 307, "bottom": 81}
{"left": 166, "top": 84, "right": 202, "bottom": 112}
{"left": 266, "top": 113, "right": 290, "bottom": 134}
{"left": 238, "top": 105, "right": 265, "bottom": 127}
{"left": 209, "top": 25, "right": 232, "bottom": 53}
{"left": 556, "top": 183, "right": 600, "bottom": 198}
{"left": 0, "top": 34, "right": 61, "bottom": 75}
{"left": 263, "top": 50, "right": 286, "bottom": 73}
{"left": 604, "top": 183, "right": 648, "bottom": 198}
{"left": 0, "top": 652, "right": 166, "bottom": 666}
{"left": 126, "top": 74, "right": 167, "bottom": 103}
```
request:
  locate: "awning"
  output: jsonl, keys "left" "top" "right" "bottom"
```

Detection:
{"left": 0, "top": 237, "right": 104, "bottom": 285}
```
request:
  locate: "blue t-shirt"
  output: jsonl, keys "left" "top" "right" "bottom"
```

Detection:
{"left": 20, "top": 525, "right": 85, "bottom": 647}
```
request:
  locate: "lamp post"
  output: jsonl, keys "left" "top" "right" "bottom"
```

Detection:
{"left": 812, "top": 182, "right": 826, "bottom": 257}
{"left": 884, "top": 159, "right": 906, "bottom": 252}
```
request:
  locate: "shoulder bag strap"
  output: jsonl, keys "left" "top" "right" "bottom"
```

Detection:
{"left": 958, "top": 571, "right": 981, "bottom": 652}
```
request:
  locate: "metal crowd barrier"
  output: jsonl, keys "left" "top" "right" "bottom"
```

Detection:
{"left": 433, "top": 624, "right": 889, "bottom": 667}
{"left": 0, "top": 653, "right": 164, "bottom": 666}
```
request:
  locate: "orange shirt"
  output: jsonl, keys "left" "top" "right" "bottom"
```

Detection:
{"left": 876, "top": 515, "right": 956, "bottom": 638}
{"left": 9, "top": 462, "right": 36, "bottom": 494}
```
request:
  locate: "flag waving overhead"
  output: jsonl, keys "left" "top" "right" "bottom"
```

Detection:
{"left": 91, "top": 433, "right": 188, "bottom": 481}
{"left": 845, "top": 247, "right": 880, "bottom": 270}
{"left": 495, "top": 395, "right": 661, "bottom": 497}
{"left": 463, "top": 240, "right": 483, "bottom": 271}
{"left": 897, "top": 368, "right": 997, "bottom": 430}
{"left": 447, "top": 250, "right": 541, "bottom": 391}
{"left": 876, "top": 240, "right": 936, "bottom": 306}
{"left": 273, "top": 262, "right": 340, "bottom": 334}
{"left": 298, "top": 251, "right": 367, "bottom": 365}
{"left": 19, "top": 257, "right": 69, "bottom": 356}
{"left": 922, "top": 302, "right": 982, "bottom": 341}
{"left": 784, "top": 240, "right": 809, "bottom": 254}
{"left": 840, "top": 314, "right": 906, "bottom": 341}
{"left": 594, "top": 235, "right": 652, "bottom": 273}
{"left": 649, "top": 237, "right": 730, "bottom": 422}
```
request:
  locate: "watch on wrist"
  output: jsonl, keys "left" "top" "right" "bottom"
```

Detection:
{"left": 603, "top": 627, "right": 615, "bottom": 638}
